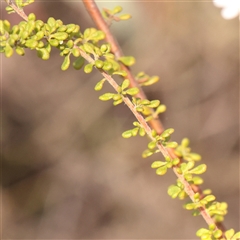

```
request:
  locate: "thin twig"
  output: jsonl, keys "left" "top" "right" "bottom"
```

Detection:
{"left": 5, "top": 0, "right": 28, "bottom": 21}
{"left": 81, "top": 0, "right": 227, "bottom": 234}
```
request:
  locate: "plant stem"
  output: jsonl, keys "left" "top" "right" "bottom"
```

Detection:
{"left": 82, "top": 0, "right": 226, "bottom": 235}
{"left": 78, "top": 47, "right": 219, "bottom": 230}
{"left": 5, "top": 0, "right": 28, "bottom": 21}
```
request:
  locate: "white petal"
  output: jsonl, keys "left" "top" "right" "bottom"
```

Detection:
{"left": 213, "top": 0, "right": 228, "bottom": 8}
{"left": 221, "top": 7, "right": 240, "bottom": 19}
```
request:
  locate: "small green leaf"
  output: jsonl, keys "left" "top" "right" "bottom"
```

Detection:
{"left": 166, "top": 162, "right": 173, "bottom": 168}
{"left": 112, "top": 70, "right": 127, "bottom": 77}
{"left": 122, "top": 130, "right": 132, "bottom": 138}
{"left": 118, "top": 56, "right": 135, "bottom": 66}
{"left": 73, "top": 56, "right": 85, "bottom": 70}
{"left": 165, "top": 141, "right": 178, "bottom": 148}
{"left": 119, "top": 14, "right": 132, "bottom": 20}
{"left": 184, "top": 173, "right": 193, "bottom": 181}
{"left": 213, "top": 230, "right": 222, "bottom": 239}
{"left": 139, "top": 128, "right": 146, "bottom": 137}
{"left": 3, "top": 20, "right": 11, "bottom": 32}
{"left": 62, "top": 48, "right": 70, "bottom": 55}
{"left": 47, "top": 17, "right": 56, "bottom": 28}
{"left": 148, "top": 141, "right": 156, "bottom": 150}
{"left": 84, "top": 63, "right": 93, "bottom": 73}
{"left": 91, "top": 30, "right": 105, "bottom": 41}
{"left": 113, "top": 6, "right": 122, "bottom": 14}
{"left": 100, "top": 44, "right": 111, "bottom": 53}
{"left": 189, "top": 153, "right": 202, "bottom": 161}
{"left": 61, "top": 54, "right": 70, "bottom": 71}
{"left": 167, "top": 185, "right": 181, "bottom": 198}
{"left": 72, "top": 48, "right": 80, "bottom": 57}
{"left": 136, "top": 106, "right": 144, "bottom": 112}
{"left": 156, "top": 166, "right": 167, "bottom": 175}
{"left": 66, "top": 40, "right": 74, "bottom": 48}
{"left": 194, "top": 192, "right": 200, "bottom": 200}
{"left": 192, "top": 176, "right": 203, "bottom": 185}
{"left": 5, "top": 6, "right": 15, "bottom": 14}
{"left": 121, "top": 79, "right": 130, "bottom": 90}
{"left": 233, "top": 231, "right": 240, "bottom": 239}
{"left": 160, "top": 128, "right": 174, "bottom": 139}
{"left": 95, "top": 59, "right": 104, "bottom": 68}
{"left": 131, "top": 127, "right": 139, "bottom": 136}
{"left": 113, "top": 94, "right": 122, "bottom": 101}
{"left": 203, "top": 195, "right": 216, "bottom": 203}
{"left": 125, "top": 87, "right": 139, "bottom": 96}
{"left": 155, "top": 104, "right": 167, "bottom": 114}
{"left": 16, "top": 0, "right": 23, "bottom": 7}
{"left": 225, "top": 229, "right": 235, "bottom": 239}
{"left": 151, "top": 161, "right": 166, "bottom": 168}
{"left": 196, "top": 228, "right": 209, "bottom": 237}
{"left": 66, "top": 24, "right": 76, "bottom": 33}
{"left": 83, "top": 42, "right": 94, "bottom": 54}
{"left": 172, "top": 158, "right": 180, "bottom": 166}
{"left": 5, "top": 44, "right": 13, "bottom": 58}
{"left": 94, "top": 78, "right": 106, "bottom": 91}
{"left": 83, "top": 28, "right": 93, "bottom": 39}
{"left": 102, "top": 61, "right": 112, "bottom": 71}
{"left": 99, "top": 93, "right": 114, "bottom": 101}
{"left": 28, "top": 13, "right": 36, "bottom": 21}
{"left": 133, "top": 121, "right": 140, "bottom": 127}
{"left": 148, "top": 100, "right": 160, "bottom": 108}
{"left": 52, "top": 32, "right": 68, "bottom": 41}
{"left": 203, "top": 189, "right": 212, "bottom": 195}
{"left": 142, "top": 76, "right": 159, "bottom": 86}
{"left": 142, "top": 149, "right": 154, "bottom": 158}
{"left": 37, "top": 48, "right": 50, "bottom": 60}
{"left": 185, "top": 203, "right": 196, "bottom": 210}
{"left": 113, "top": 99, "right": 123, "bottom": 106}
{"left": 35, "top": 31, "right": 44, "bottom": 40}
{"left": 48, "top": 39, "right": 59, "bottom": 47}
{"left": 15, "top": 47, "right": 25, "bottom": 56}
{"left": 181, "top": 138, "right": 190, "bottom": 147}
{"left": 25, "top": 39, "right": 38, "bottom": 49}
{"left": 189, "top": 164, "right": 207, "bottom": 175}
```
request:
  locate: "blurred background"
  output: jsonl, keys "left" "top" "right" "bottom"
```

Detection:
{"left": 1, "top": 1, "right": 239, "bottom": 239}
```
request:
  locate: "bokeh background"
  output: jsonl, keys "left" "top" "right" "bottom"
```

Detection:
{"left": 1, "top": 1, "right": 239, "bottom": 239}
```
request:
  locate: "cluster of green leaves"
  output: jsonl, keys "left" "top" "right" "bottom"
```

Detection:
{"left": 140, "top": 128, "right": 177, "bottom": 157}
{"left": 197, "top": 224, "right": 240, "bottom": 240}
{"left": 175, "top": 138, "right": 202, "bottom": 161}
{"left": 102, "top": 5, "right": 132, "bottom": 24}
{"left": 96, "top": 79, "right": 139, "bottom": 106}
{"left": 135, "top": 71, "right": 160, "bottom": 86}
{"left": 132, "top": 97, "right": 166, "bottom": 121}
{"left": 151, "top": 156, "right": 180, "bottom": 176}
{"left": 2, "top": 1, "right": 239, "bottom": 239}
{"left": 5, "top": 0, "right": 34, "bottom": 13}
{"left": 0, "top": 10, "right": 135, "bottom": 74}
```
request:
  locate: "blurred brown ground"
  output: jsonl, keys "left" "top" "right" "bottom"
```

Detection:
{"left": 1, "top": 1, "right": 239, "bottom": 239}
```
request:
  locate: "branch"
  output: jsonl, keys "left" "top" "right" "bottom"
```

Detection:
{"left": 82, "top": 0, "right": 227, "bottom": 235}
{"left": 78, "top": 47, "right": 220, "bottom": 230}
{"left": 82, "top": 0, "right": 164, "bottom": 134}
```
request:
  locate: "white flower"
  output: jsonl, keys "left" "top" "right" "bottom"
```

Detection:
{"left": 213, "top": 0, "right": 240, "bottom": 20}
